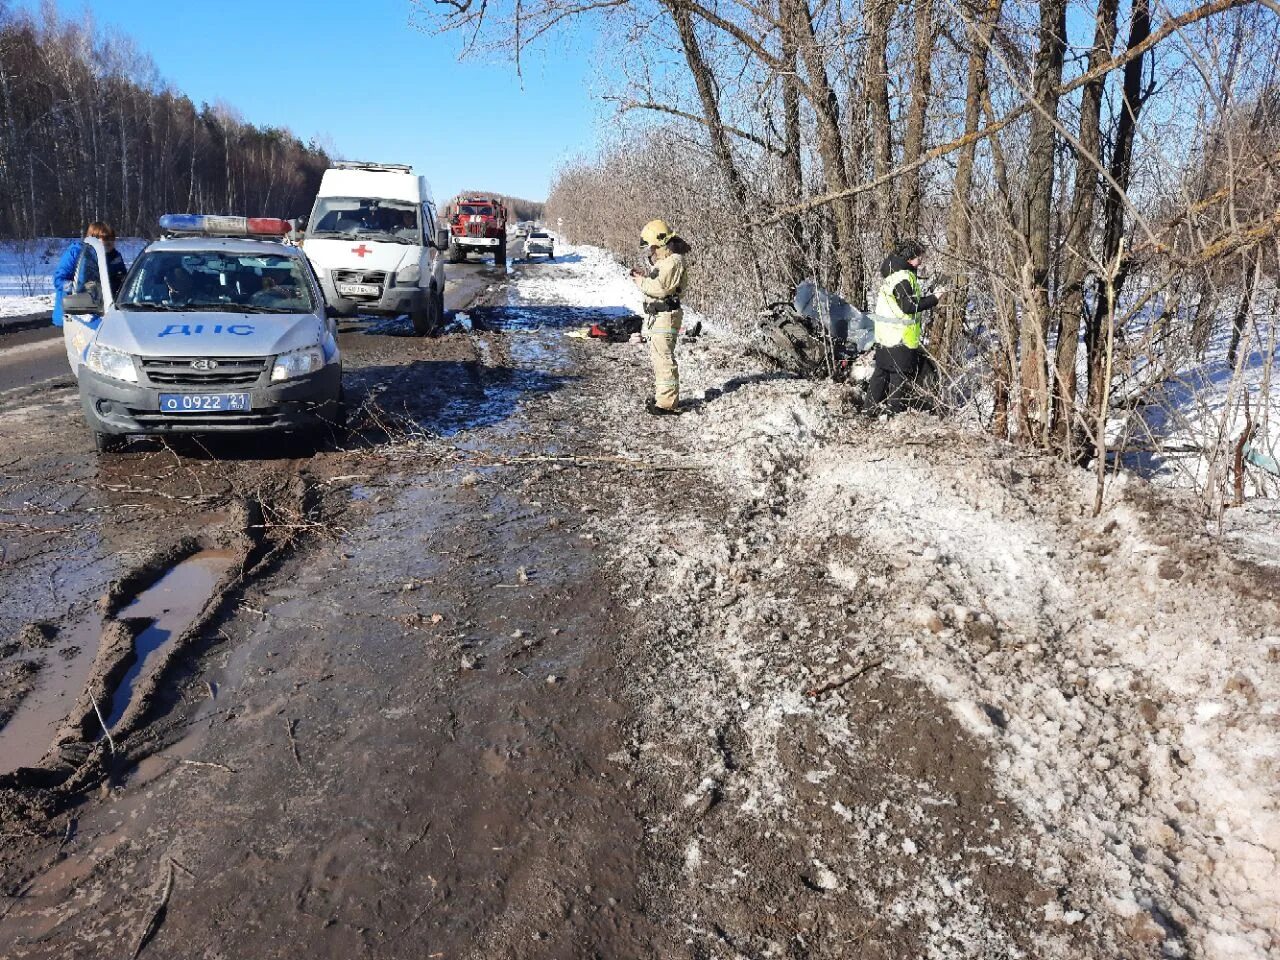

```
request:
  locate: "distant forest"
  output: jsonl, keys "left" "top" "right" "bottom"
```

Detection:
{"left": 0, "top": 4, "right": 331, "bottom": 239}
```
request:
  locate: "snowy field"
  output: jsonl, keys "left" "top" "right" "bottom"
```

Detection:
{"left": 1130, "top": 327, "right": 1279, "bottom": 497}
{"left": 522, "top": 244, "right": 1279, "bottom": 959}
{"left": 0, "top": 237, "right": 147, "bottom": 318}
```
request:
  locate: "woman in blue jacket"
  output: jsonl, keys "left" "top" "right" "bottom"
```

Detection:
{"left": 52, "top": 221, "right": 128, "bottom": 326}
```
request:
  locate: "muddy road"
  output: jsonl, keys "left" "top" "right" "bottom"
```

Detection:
{"left": 0, "top": 246, "right": 666, "bottom": 958}
{"left": 2, "top": 245, "right": 1275, "bottom": 960}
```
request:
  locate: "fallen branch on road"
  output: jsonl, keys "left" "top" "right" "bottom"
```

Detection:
{"left": 130, "top": 858, "right": 175, "bottom": 959}
{"left": 805, "top": 659, "right": 886, "bottom": 698}
{"left": 285, "top": 717, "right": 303, "bottom": 771}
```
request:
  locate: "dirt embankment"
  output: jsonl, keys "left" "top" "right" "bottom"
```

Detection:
{"left": 592, "top": 324, "right": 1280, "bottom": 960}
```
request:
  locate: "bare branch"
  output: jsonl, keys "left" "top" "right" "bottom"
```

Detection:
{"left": 606, "top": 95, "right": 782, "bottom": 152}
{"left": 754, "top": 0, "right": 1260, "bottom": 226}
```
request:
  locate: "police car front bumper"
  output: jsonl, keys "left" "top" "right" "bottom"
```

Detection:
{"left": 79, "top": 363, "right": 343, "bottom": 435}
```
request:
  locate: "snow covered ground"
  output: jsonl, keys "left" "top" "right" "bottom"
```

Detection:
{"left": 0, "top": 237, "right": 147, "bottom": 319}
{"left": 515, "top": 244, "right": 1280, "bottom": 959}
{"left": 1119, "top": 309, "right": 1280, "bottom": 500}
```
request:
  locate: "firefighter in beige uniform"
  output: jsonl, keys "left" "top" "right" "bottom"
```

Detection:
{"left": 631, "top": 219, "right": 689, "bottom": 415}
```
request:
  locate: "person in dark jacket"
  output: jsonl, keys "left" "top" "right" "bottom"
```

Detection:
{"left": 865, "top": 238, "right": 947, "bottom": 413}
{"left": 52, "top": 221, "right": 127, "bottom": 326}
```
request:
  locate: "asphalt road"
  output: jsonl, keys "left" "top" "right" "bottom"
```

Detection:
{"left": 0, "top": 324, "right": 65, "bottom": 393}
{"left": 0, "top": 251, "right": 514, "bottom": 398}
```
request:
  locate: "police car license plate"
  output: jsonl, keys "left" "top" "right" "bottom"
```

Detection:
{"left": 159, "top": 393, "right": 251, "bottom": 413}
{"left": 338, "top": 283, "right": 380, "bottom": 296}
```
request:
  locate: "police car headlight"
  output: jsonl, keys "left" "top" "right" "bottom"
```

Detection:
{"left": 85, "top": 343, "right": 139, "bottom": 383}
{"left": 271, "top": 346, "right": 326, "bottom": 382}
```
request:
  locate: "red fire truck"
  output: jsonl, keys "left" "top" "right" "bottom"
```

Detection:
{"left": 448, "top": 196, "right": 508, "bottom": 266}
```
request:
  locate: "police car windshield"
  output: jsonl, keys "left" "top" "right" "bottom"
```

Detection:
{"left": 309, "top": 198, "right": 420, "bottom": 243}
{"left": 117, "top": 251, "right": 316, "bottom": 314}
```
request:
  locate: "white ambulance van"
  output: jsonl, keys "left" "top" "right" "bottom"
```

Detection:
{"left": 303, "top": 161, "right": 449, "bottom": 335}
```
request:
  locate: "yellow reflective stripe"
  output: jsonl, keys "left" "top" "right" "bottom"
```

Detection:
{"left": 874, "top": 319, "right": 905, "bottom": 347}
{"left": 874, "top": 319, "right": 922, "bottom": 348}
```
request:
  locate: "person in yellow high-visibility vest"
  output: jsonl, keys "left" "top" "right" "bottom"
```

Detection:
{"left": 867, "top": 238, "right": 948, "bottom": 413}
{"left": 631, "top": 219, "right": 690, "bottom": 415}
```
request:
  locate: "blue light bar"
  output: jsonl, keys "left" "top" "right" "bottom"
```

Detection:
{"left": 159, "top": 214, "right": 208, "bottom": 233}
{"left": 158, "top": 214, "right": 290, "bottom": 237}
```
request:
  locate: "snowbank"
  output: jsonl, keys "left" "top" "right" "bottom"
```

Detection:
{"left": 1123, "top": 311, "right": 1280, "bottom": 499}
{"left": 0, "top": 237, "right": 148, "bottom": 319}
{"left": 516, "top": 243, "right": 1280, "bottom": 959}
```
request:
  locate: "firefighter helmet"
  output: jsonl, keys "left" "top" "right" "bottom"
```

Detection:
{"left": 640, "top": 219, "right": 679, "bottom": 249}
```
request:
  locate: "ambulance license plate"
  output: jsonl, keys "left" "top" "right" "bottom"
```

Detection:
{"left": 159, "top": 393, "right": 251, "bottom": 413}
{"left": 338, "top": 283, "right": 381, "bottom": 297}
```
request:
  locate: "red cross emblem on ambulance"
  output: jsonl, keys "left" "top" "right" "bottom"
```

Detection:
{"left": 352, "top": 244, "right": 371, "bottom": 258}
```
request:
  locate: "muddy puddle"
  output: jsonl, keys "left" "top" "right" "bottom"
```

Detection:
{"left": 0, "top": 618, "right": 102, "bottom": 774}
{"left": 105, "top": 549, "right": 237, "bottom": 729}
{"left": 0, "top": 549, "right": 237, "bottom": 775}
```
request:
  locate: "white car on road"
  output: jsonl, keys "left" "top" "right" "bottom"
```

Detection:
{"left": 525, "top": 231, "right": 555, "bottom": 259}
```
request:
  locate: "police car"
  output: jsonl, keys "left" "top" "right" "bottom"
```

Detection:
{"left": 62, "top": 215, "right": 343, "bottom": 452}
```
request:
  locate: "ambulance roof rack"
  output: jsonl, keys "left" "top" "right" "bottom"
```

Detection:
{"left": 333, "top": 160, "right": 414, "bottom": 173}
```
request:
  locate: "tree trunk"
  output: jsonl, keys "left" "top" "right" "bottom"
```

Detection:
{"left": 788, "top": 0, "right": 864, "bottom": 304}
{"left": 897, "top": 0, "right": 935, "bottom": 233}
{"left": 938, "top": 0, "right": 1003, "bottom": 370}
{"left": 1050, "top": 0, "right": 1119, "bottom": 448}
{"left": 865, "top": 0, "right": 895, "bottom": 250}
{"left": 1018, "top": 0, "right": 1068, "bottom": 444}
{"left": 1227, "top": 254, "right": 1258, "bottom": 367}
{"left": 667, "top": 0, "right": 766, "bottom": 300}
{"left": 1190, "top": 275, "right": 1218, "bottom": 358}
{"left": 777, "top": 0, "right": 807, "bottom": 288}
{"left": 1086, "top": 0, "right": 1152, "bottom": 414}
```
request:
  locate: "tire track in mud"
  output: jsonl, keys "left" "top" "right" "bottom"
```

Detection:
{"left": 0, "top": 275, "right": 509, "bottom": 816}
{"left": 0, "top": 469, "right": 325, "bottom": 801}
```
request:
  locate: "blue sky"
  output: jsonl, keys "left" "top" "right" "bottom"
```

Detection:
{"left": 20, "top": 0, "right": 602, "bottom": 204}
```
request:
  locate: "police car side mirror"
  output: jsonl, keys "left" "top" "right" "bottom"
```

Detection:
{"left": 64, "top": 290, "right": 102, "bottom": 314}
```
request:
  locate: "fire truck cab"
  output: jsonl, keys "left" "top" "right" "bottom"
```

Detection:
{"left": 448, "top": 196, "right": 508, "bottom": 267}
